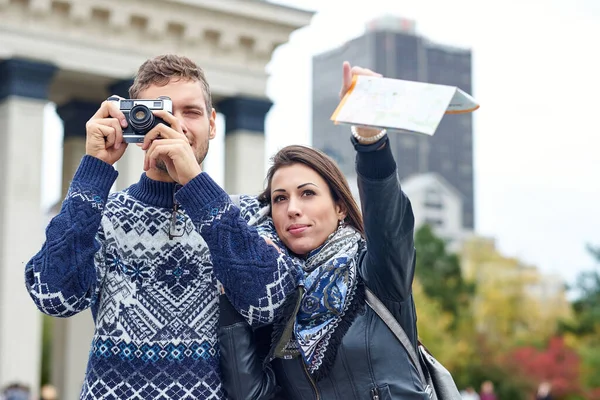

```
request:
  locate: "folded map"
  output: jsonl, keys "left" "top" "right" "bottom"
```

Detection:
{"left": 331, "top": 75, "right": 479, "bottom": 136}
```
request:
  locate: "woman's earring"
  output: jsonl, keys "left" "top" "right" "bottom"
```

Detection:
{"left": 337, "top": 219, "right": 344, "bottom": 231}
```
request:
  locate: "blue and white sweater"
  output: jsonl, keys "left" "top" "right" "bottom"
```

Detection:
{"left": 25, "top": 155, "right": 300, "bottom": 400}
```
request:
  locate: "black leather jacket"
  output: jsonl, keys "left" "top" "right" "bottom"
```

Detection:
{"left": 219, "top": 138, "right": 429, "bottom": 400}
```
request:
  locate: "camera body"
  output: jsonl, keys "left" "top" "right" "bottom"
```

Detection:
{"left": 108, "top": 96, "right": 173, "bottom": 143}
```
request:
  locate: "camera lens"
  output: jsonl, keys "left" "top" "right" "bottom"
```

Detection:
{"left": 129, "top": 104, "right": 154, "bottom": 133}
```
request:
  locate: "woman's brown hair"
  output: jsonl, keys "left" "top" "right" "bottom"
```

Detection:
{"left": 259, "top": 145, "right": 364, "bottom": 236}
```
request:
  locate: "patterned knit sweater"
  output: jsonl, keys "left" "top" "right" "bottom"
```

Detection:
{"left": 25, "top": 156, "right": 299, "bottom": 400}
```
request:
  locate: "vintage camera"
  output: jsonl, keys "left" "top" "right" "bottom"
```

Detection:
{"left": 108, "top": 96, "right": 172, "bottom": 143}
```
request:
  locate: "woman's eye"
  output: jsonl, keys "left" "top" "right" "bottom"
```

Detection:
{"left": 302, "top": 190, "right": 316, "bottom": 197}
{"left": 273, "top": 195, "right": 286, "bottom": 203}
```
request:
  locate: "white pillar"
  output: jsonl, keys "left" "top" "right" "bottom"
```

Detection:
{"left": 0, "top": 58, "right": 57, "bottom": 397}
{"left": 56, "top": 100, "right": 98, "bottom": 196}
{"left": 217, "top": 96, "right": 273, "bottom": 195}
{"left": 53, "top": 100, "right": 100, "bottom": 400}
{"left": 49, "top": 312, "right": 94, "bottom": 400}
{"left": 224, "top": 131, "right": 267, "bottom": 195}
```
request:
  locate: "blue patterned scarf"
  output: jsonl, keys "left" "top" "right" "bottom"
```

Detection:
{"left": 236, "top": 195, "right": 365, "bottom": 377}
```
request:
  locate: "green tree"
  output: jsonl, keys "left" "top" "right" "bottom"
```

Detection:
{"left": 561, "top": 245, "right": 600, "bottom": 392}
{"left": 414, "top": 224, "right": 474, "bottom": 327}
{"left": 40, "top": 315, "right": 53, "bottom": 385}
{"left": 567, "top": 245, "right": 600, "bottom": 336}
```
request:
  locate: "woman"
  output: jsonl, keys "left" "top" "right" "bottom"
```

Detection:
{"left": 177, "top": 63, "right": 427, "bottom": 399}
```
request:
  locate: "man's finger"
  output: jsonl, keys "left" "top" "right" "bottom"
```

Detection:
{"left": 152, "top": 110, "right": 183, "bottom": 135}
{"left": 142, "top": 123, "right": 187, "bottom": 150}
{"left": 105, "top": 94, "right": 127, "bottom": 127}
{"left": 91, "top": 100, "right": 127, "bottom": 127}
{"left": 147, "top": 143, "right": 179, "bottom": 171}
{"left": 94, "top": 118, "right": 124, "bottom": 149}
{"left": 145, "top": 139, "right": 181, "bottom": 167}
{"left": 97, "top": 125, "right": 117, "bottom": 148}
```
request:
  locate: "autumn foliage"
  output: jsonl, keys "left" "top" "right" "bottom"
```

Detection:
{"left": 413, "top": 225, "right": 600, "bottom": 400}
{"left": 507, "top": 337, "right": 582, "bottom": 398}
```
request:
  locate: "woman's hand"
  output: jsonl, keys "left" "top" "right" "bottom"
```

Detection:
{"left": 262, "top": 237, "right": 282, "bottom": 253}
{"left": 339, "top": 61, "right": 385, "bottom": 141}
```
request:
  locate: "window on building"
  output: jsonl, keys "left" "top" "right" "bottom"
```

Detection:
{"left": 424, "top": 218, "right": 444, "bottom": 227}
{"left": 424, "top": 186, "right": 443, "bottom": 209}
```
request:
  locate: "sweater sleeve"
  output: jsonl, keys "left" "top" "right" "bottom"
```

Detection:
{"left": 175, "top": 173, "right": 303, "bottom": 327}
{"left": 24, "top": 155, "right": 117, "bottom": 317}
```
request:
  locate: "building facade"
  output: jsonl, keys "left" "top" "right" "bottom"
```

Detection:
{"left": 0, "top": 1, "right": 312, "bottom": 398}
{"left": 402, "top": 173, "right": 467, "bottom": 250}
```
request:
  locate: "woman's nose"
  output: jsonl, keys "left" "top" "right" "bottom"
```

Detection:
{"left": 287, "top": 197, "right": 302, "bottom": 217}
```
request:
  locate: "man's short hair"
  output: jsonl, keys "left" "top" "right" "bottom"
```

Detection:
{"left": 129, "top": 54, "right": 212, "bottom": 112}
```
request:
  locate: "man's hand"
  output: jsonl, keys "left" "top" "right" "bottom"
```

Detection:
{"left": 85, "top": 96, "right": 128, "bottom": 165}
{"left": 142, "top": 110, "right": 202, "bottom": 185}
{"left": 339, "top": 61, "right": 384, "bottom": 141}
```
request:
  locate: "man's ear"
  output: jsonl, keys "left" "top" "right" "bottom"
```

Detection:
{"left": 208, "top": 108, "right": 217, "bottom": 140}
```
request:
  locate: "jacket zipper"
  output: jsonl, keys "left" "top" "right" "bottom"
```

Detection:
{"left": 302, "top": 361, "right": 320, "bottom": 400}
{"left": 371, "top": 387, "right": 380, "bottom": 400}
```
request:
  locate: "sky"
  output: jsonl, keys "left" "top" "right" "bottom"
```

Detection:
{"left": 42, "top": 0, "right": 600, "bottom": 286}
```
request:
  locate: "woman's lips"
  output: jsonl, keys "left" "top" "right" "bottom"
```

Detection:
{"left": 288, "top": 225, "right": 309, "bottom": 235}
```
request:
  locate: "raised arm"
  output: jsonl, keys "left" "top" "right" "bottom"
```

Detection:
{"left": 175, "top": 174, "right": 302, "bottom": 327}
{"left": 354, "top": 136, "right": 416, "bottom": 302}
{"left": 25, "top": 156, "right": 117, "bottom": 317}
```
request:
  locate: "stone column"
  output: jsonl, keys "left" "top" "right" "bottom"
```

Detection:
{"left": 217, "top": 96, "right": 273, "bottom": 195}
{"left": 110, "top": 79, "right": 145, "bottom": 190}
{"left": 52, "top": 100, "right": 99, "bottom": 400}
{"left": 56, "top": 100, "right": 98, "bottom": 196}
{"left": 0, "top": 58, "right": 57, "bottom": 396}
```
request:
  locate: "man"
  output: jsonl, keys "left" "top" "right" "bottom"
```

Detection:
{"left": 25, "top": 54, "right": 296, "bottom": 400}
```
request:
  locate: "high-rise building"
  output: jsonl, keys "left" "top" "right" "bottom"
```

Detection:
{"left": 312, "top": 15, "right": 475, "bottom": 228}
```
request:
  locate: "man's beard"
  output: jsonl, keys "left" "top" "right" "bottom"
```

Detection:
{"left": 155, "top": 141, "right": 209, "bottom": 175}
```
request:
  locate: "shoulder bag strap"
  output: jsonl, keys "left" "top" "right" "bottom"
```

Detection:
{"left": 364, "top": 287, "right": 428, "bottom": 385}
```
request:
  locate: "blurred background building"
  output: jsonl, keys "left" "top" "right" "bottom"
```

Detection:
{"left": 313, "top": 15, "right": 475, "bottom": 230}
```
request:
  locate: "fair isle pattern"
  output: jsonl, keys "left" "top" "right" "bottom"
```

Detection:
{"left": 184, "top": 193, "right": 302, "bottom": 327}
{"left": 67, "top": 182, "right": 106, "bottom": 211}
{"left": 27, "top": 181, "right": 224, "bottom": 400}
{"left": 29, "top": 271, "right": 97, "bottom": 316}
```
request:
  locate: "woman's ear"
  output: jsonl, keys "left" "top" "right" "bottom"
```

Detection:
{"left": 335, "top": 203, "right": 347, "bottom": 221}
